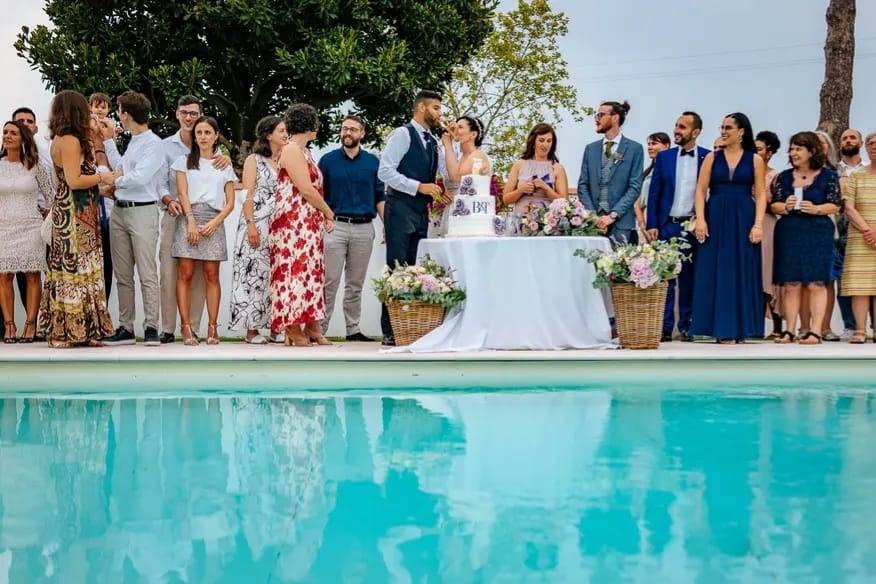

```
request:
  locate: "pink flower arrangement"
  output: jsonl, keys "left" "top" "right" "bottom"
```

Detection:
{"left": 520, "top": 195, "right": 600, "bottom": 237}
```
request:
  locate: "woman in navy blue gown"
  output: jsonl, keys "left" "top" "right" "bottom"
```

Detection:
{"left": 692, "top": 113, "right": 768, "bottom": 342}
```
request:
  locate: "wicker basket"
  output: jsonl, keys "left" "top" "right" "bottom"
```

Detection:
{"left": 610, "top": 281, "right": 669, "bottom": 349}
{"left": 387, "top": 300, "right": 446, "bottom": 346}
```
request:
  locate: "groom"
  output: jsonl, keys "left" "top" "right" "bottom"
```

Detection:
{"left": 646, "top": 111, "right": 709, "bottom": 342}
{"left": 377, "top": 90, "right": 448, "bottom": 346}
{"left": 577, "top": 100, "right": 644, "bottom": 245}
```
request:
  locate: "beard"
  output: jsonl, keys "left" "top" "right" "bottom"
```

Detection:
{"left": 342, "top": 136, "right": 361, "bottom": 148}
{"left": 841, "top": 145, "right": 860, "bottom": 157}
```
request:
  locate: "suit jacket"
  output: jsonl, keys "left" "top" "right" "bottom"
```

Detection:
{"left": 645, "top": 145, "right": 710, "bottom": 231}
{"left": 576, "top": 135, "right": 645, "bottom": 231}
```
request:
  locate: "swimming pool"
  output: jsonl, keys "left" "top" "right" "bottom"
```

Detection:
{"left": 2, "top": 386, "right": 876, "bottom": 583}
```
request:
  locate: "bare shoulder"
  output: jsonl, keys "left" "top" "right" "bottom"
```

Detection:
{"left": 553, "top": 161, "right": 567, "bottom": 176}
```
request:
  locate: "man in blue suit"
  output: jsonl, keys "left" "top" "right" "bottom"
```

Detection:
{"left": 645, "top": 111, "right": 709, "bottom": 342}
{"left": 577, "top": 100, "right": 644, "bottom": 245}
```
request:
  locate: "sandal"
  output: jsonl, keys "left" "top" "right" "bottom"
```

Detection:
{"left": 18, "top": 320, "right": 36, "bottom": 344}
{"left": 798, "top": 331, "right": 822, "bottom": 345}
{"left": 181, "top": 324, "right": 199, "bottom": 346}
{"left": 285, "top": 327, "right": 312, "bottom": 347}
{"left": 245, "top": 331, "right": 267, "bottom": 345}
{"left": 850, "top": 331, "right": 867, "bottom": 344}
{"left": 206, "top": 323, "right": 220, "bottom": 345}
{"left": 3, "top": 322, "right": 16, "bottom": 344}
{"left": 48, "top": 339, "right": 71, "bottom": 349}
{"left": 774, "top": 331, "right": 796, "bottom": 344}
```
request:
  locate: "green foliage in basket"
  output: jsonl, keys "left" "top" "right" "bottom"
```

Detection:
{"left": 372, "top": 255, "right": 466, "bottom": 308}
{"left": 574, "top": 237, "right": 691, "bottom": 289}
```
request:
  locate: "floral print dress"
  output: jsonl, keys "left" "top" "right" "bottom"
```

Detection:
{"left": 268, "top": 149, "right": 326, "bottom": 330}
{"left": 230, "top": 155, "right": 277, "bottom": 330}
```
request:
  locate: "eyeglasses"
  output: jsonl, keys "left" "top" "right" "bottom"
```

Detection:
{"left": 594, "top": 112, "right": 614, "bottom": 120}
{"left": 177, "top": 110, "right": 200, "bottom": 118}
{"left": 866, "top": 140, "right": 876, "bottom": 147}
{"left": 340, "top": 126, "right": 363, "bottom": 134}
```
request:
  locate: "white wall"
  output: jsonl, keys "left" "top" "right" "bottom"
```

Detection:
{"left": 13, "top": 190, "right": 388, "bottom": 339}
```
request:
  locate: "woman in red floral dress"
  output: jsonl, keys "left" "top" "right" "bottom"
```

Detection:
{"left": 269, "top": 103, "right": 335, "bottom": 346}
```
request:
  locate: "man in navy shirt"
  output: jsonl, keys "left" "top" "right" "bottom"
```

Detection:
{"left": 318, "top": 115, "right": 385, "bottom": 341}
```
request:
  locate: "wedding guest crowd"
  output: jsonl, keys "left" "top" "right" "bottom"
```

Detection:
{"left": 2, "top": 86, "right": 874, "bottom": 349}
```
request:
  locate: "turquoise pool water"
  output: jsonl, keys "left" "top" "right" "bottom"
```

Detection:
{"left": 2, "top": 388, "right": 876, "bottom": 583}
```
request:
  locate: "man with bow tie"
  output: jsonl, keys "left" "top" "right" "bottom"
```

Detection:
{"left": 646, "top": 111, "right": 710, "bottom": 342}
{"left": 577, "top": 100, "right": 644, "bottom": 245}
{"left": 377, "top": 90, "right": 449, "bottom": 346}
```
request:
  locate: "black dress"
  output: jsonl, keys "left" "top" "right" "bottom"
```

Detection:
{"left": 772, "top": 168, "right": 841, "bottom": 285}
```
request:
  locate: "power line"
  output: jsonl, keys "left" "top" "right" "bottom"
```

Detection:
{"left": 575, "top": 52, "right": 876, "bottom": 83}
{"left": 571, "top": 36, "right": 876, "bottom": 69}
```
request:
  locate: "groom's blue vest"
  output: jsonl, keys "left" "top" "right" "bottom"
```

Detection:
{"left": 387, "top": 123, "right": 438, "bottom": 213}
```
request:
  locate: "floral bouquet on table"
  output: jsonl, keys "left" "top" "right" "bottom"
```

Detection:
{"left": 574, "top": 238, "right": 691, "bottom": 349}
{"left": 519, "top": 195, "right": 600, "bottom": 237}
{"left": 427, "top": 177, "right": 449, "bottom": 229}
{"left": 372, "top": 255, "right": 466, "bottom": 345}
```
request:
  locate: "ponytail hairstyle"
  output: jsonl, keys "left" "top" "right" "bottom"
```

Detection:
{"left": 600, "top": 100, "right": 631, "bottom": 126}
{"left": 457, "top": 115, "right": 485, "bottom": 147}
{"left": 186, "top": 116, "right": 221, "bottom": 170}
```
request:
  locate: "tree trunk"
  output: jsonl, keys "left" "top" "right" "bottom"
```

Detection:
{"left": 818, "top": 0, "right": 856, "bottom": 148}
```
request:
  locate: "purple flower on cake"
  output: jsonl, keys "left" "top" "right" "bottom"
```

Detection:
{"left": 451, "top": 199, "right": 471, "bottom": 217}
{"left": 493, "top": 215, "right": 506, "bottom": 235}
{"left": 629, "top": 257, "right": 660, "bottom": 289}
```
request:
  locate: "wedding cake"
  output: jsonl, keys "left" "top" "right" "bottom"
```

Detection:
{"left": 446, "top": 173, "right": 498, "bottom": 238}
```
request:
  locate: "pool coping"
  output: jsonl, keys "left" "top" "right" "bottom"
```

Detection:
{"left": 2, "top": 342, "right": 875, "bottom": 395}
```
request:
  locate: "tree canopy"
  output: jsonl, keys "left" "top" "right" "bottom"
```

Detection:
{"left": 444, "top": 0, "right": 588, "bottom": 176}
{"left": 16, "top": 0, "right": 496, "bottom": 156}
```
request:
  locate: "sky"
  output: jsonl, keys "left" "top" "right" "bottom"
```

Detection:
{"left": 3, "top": 0, "right": 875, "bottom": 181}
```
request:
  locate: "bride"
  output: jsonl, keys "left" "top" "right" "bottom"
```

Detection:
{"left": 437, "top": 116, "right": 492, "bottom": 236}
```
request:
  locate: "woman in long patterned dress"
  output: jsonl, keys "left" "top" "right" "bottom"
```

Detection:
{"left": 0, "top": 120, "right": 53, "bottom": 342}
{"left": 39, "top": 90, "right": 116, "bottom": 348}
{"left": 230, "top": 116, "right": 286, "bottom": 343}
{"left": 841, "top": 132, "right": 876, "bottom": 343}
{"left": 269, "top": 103, "right": 335, "bottom": 347}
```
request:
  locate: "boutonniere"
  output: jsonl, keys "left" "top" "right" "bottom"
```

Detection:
{"left": 611, "top": 151, "right": 624, "bottom": 165}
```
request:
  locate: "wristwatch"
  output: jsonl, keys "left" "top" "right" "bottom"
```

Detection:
{"left": 609, "top": 211, "right": 618, "bottom": 220}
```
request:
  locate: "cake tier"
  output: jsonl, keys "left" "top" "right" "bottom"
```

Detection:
{"left": 447, "top": 193, "right": 496, "bottom": 238}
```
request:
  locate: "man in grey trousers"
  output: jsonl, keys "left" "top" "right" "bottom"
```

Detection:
{"left": 102, "top": 91, "right": 164, "bottom": 346}
{"left": 318, "top": 115, "right": 385, "bottom": 341}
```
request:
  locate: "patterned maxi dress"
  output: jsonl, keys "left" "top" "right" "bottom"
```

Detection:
{"left": 230, "top": 155, "right": 277, "bottom": 330}
{"left": 269, "top": 149, "right": 326, "bottom": 330}
{"left": 38, "top": 162, "right": 114, "bottom": 343}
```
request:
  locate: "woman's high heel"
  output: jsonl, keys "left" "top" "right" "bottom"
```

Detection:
{"left": 285, "top": 328, "right": 312, "bottom": 347}
{"left": 181, "top": 324, "right": 199, "bottom": 346}
{"left": 206, "top": 323, "right": 220, "bottom": 345}
{"left": 3, "top": 322, "right": 16, "bottom": 344}
{"left": 303, "top": 325, "right": 332, "bottom": 346}
{"left": 18, "top": 320, "right": 36, "bottom": 344}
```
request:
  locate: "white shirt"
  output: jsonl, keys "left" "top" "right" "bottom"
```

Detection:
{"left": 104, "top": 130, "right": 164, "bottom": 203}
{"left": 377, "top": 119, "right": 447, "bottom": 196}
{"left": 838, "top": 158, "right": 865, "bottom": 178}
{"left": 602, "top": 132, "right": 623, "bottom": 157}
{"left": 159, "top": 131, "right": 190, "bottom": 202}
{"left": 670, "top": 147, "right": 698, "bottom": 217}
{"left": 171, "top": 156, "right": 237, "bottom": 212}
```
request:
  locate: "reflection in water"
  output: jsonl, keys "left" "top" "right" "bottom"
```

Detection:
{"left": 1, "top": 389, "right": 876, "bottom": 582}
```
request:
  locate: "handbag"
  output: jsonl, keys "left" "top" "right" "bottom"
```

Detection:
{"left": 40, "top": 209, "right": 52, "bottom": 245}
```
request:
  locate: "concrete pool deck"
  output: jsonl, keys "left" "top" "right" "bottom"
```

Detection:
{"left": 2, "top": 340, "right": 876, "bottom": 395}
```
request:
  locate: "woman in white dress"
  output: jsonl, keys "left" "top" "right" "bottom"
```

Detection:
{"left": 438, "top": 116, "right": 491, "bottom": 235}
{"left": 230, "top": 115, "right": 287, "bottom": 343}
{"left": 0, "top": 120, "right": 53, "bottom": 342}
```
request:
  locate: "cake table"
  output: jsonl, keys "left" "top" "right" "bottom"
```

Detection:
{"left": 390, "top": 236, "right": 615, "bottom": 352}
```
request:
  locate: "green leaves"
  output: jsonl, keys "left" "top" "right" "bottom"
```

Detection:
{"left": 444, "top": 0, "right": 590, "bottom": 176}
{"left": 17, "top": 0, "right": 494, "bottom": 160}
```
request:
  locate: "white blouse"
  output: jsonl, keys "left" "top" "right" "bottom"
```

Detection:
{"left": 172, "top": 155, "right": 238, "bottom": 212}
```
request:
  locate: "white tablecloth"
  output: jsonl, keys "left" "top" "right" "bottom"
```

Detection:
{"left": 392, "top": 236, "right": 615, "bottom": 352}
